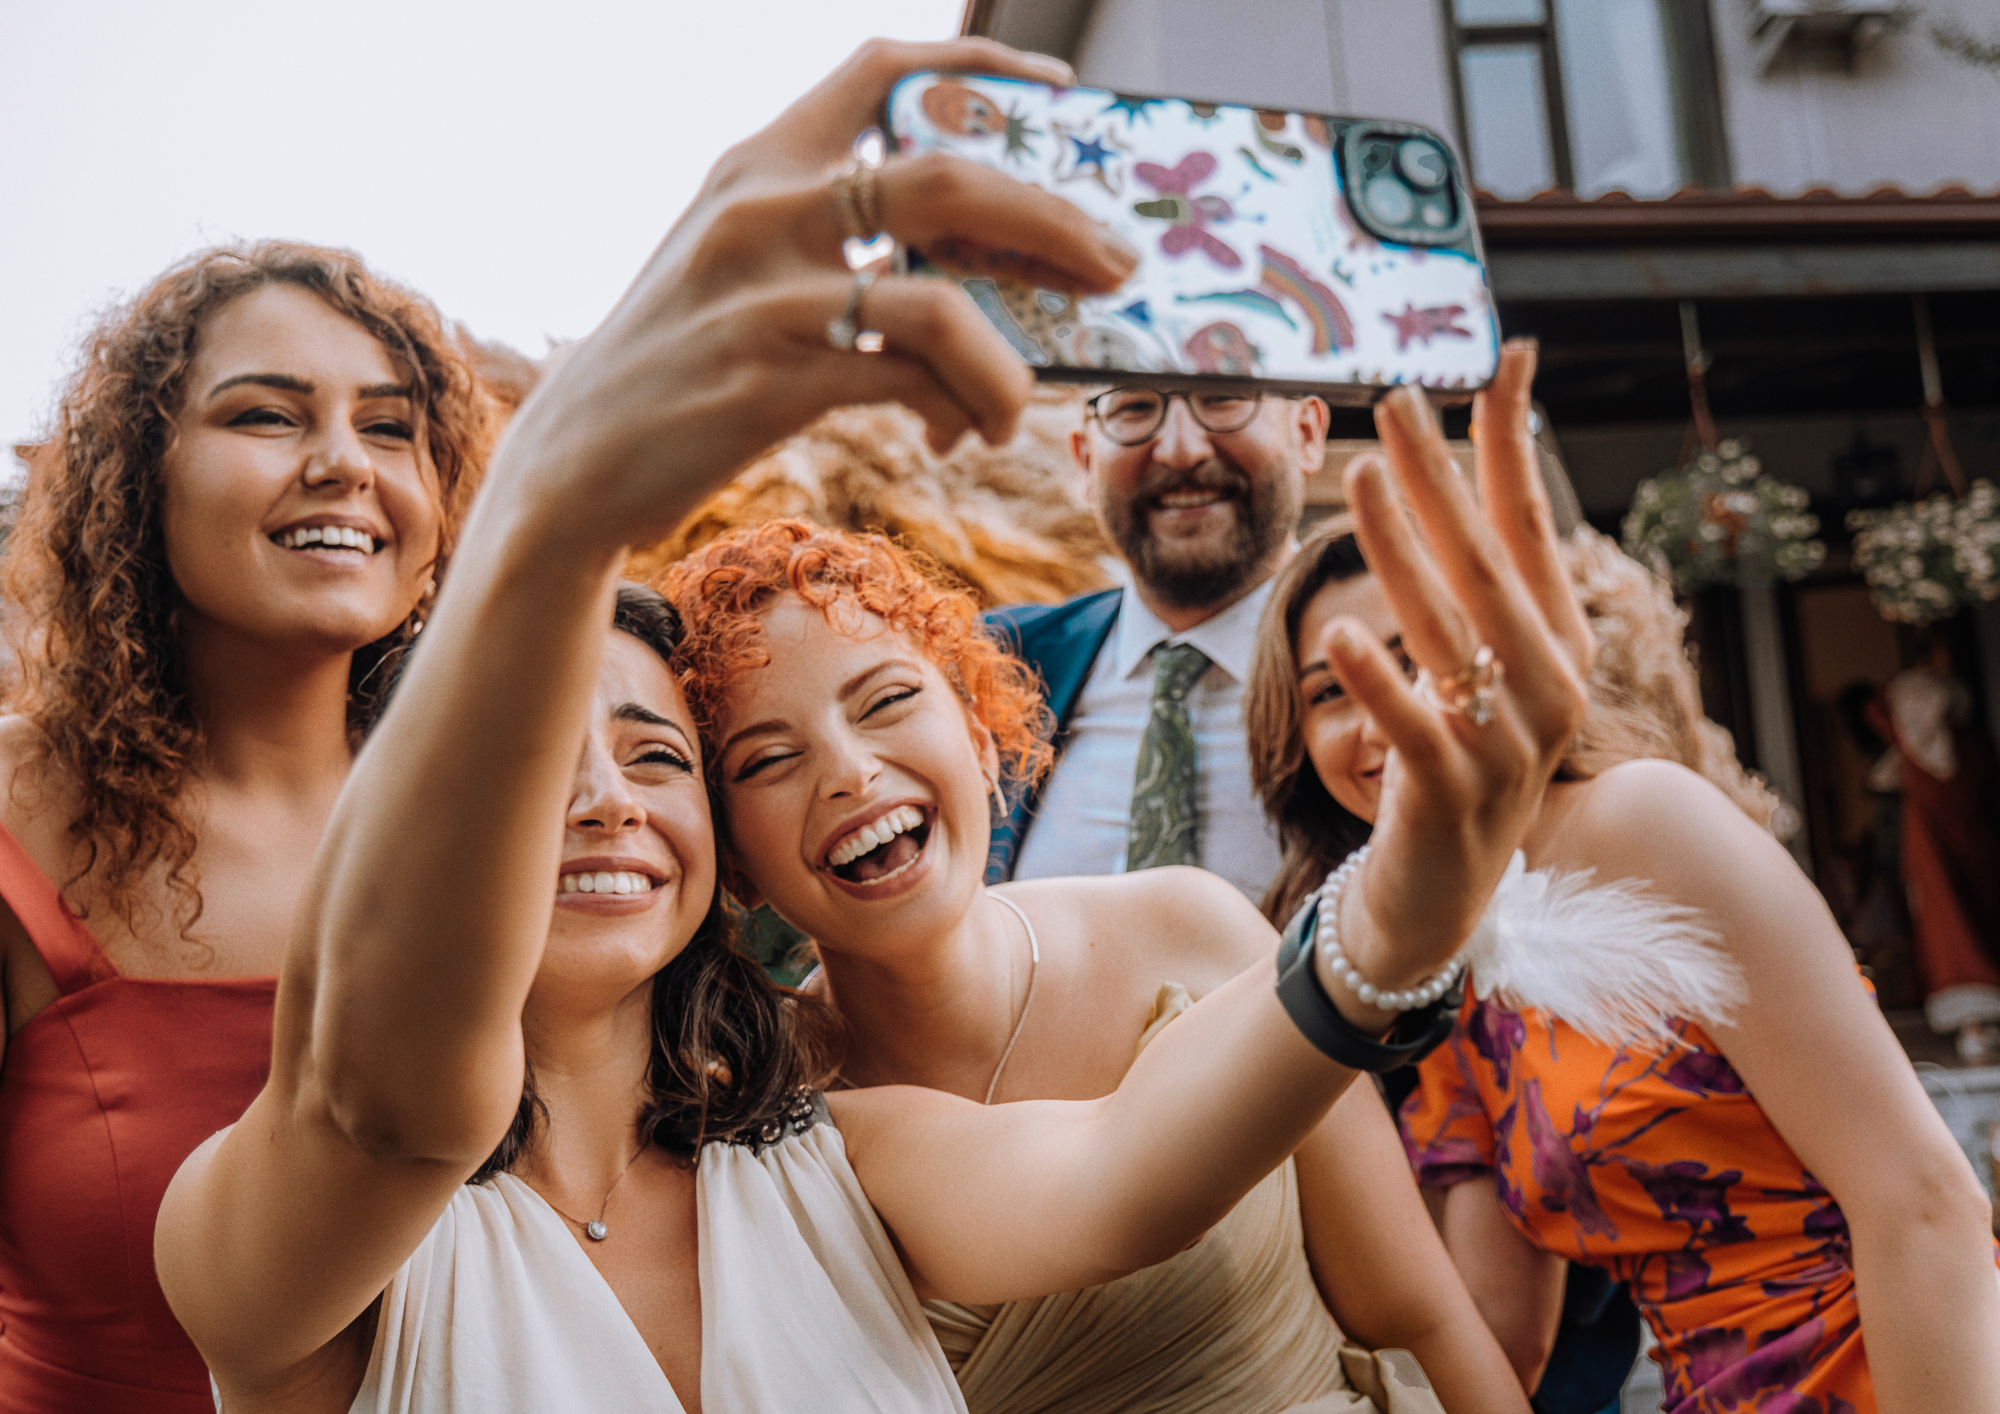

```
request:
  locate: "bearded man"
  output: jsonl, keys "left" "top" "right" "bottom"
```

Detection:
{"left": 984, "top": 386, "right": 1327, "bottom": 897}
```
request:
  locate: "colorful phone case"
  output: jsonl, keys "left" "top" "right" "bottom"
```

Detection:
{"left": 884, "top": 73, "right": 1500, "bottom": 401}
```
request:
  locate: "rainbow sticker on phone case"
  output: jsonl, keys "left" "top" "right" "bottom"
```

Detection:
{"left": 885, "top": 74, "right": 1500, "bottom": 400}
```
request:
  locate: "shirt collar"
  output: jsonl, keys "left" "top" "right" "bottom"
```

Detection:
{"left": 1111, "top": 576, "right": 1278, "bottom": 686}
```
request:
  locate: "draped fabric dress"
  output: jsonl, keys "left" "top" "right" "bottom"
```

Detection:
{"left": 335, "top": 1095, "right": 969, "bottom": 1414}
{"left": 1401, "top": 991, "right": 1998, "bottom": 1414}
{"left": 923, "top": 986, "right": 1445, "bottom": 1414}
{"left": 0, "top": 822, "right": 275, "bottom": 1413}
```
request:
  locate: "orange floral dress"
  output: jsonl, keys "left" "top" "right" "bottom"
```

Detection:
{"left": 1402, "top": 996, "right": 1888, "bottom": 1414}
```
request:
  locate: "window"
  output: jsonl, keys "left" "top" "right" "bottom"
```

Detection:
{"left": 1446, "top": 0, "right": 1728, "bottom": 199}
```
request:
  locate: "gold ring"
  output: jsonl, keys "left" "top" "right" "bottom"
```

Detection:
{"left": 830, "top": 161, "right": 882, "bottom": 243}
{"left": 1416, "top": 645, "right": 1503, "bottom": 725}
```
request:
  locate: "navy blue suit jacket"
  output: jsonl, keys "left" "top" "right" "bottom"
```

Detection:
{"left": 981, "top": 587, "right": 1121, "bottom": 884}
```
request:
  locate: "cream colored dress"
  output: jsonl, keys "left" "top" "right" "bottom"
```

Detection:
{"left": 924, "top": 987, "right": 1445, "bottom": 1414}
{"left": 346, "top": 1096, "right": 967, "bottom": 1413}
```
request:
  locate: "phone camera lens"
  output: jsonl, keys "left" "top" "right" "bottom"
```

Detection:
{"left": 1363, "top": 175, "right": 1415, "bottom": 226}
{"left": 1395, "top": 139, "right": 1449, "bottom": 192}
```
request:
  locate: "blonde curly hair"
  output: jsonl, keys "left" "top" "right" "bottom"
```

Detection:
{"left": 1563, "top": 526, "right": 1781, "bottom": 830}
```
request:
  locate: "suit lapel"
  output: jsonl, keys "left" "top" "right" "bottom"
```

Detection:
{"left": 986, "top": 589, "right": 1121, "bottom": 883}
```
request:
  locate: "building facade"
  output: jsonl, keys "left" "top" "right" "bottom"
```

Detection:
{"left": 964, "top": 0, "right": 2000, "bottom": 1005}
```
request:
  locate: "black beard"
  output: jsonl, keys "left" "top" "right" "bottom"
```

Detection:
{"left": 1103, "top": 458, "right": 1299, "bottom": 611}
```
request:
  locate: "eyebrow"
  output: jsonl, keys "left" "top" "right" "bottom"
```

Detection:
{"left": 614, "top": 701, "right": 694, "bottom": 748}
{"left": 205, "top": 372, "right": 412, "bottom": 402}
{"left": 1300, "top": 634, "right": 1404, "bottom": 678}
{"left": 715, "top": 658, "right": 920, "bottom": 760}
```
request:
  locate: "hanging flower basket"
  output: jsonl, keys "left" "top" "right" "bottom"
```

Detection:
{"left": 1846, "top": 480, "right": 2000, "bottom": 624}
{"left": 1622, "top": 439, "right": 1826, "bottom": 591}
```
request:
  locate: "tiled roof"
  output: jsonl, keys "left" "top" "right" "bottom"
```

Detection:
{"left": 1474, "top": 183, "right": 2000, "bottom": 245}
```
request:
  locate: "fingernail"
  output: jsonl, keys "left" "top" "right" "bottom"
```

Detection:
{"left": 1098, "top": 225, "right": 1140, "bottom": 269}
{"left": 1383, "top": 386, "right": 1434, "bottom": 436}
{"left": 1022, "top": 52, "right": 1076, "bottom": 86}
{"left": 1503, "top": 336, "right": 1539, "bottom": 354}
{"left": 1329, "top": 623, "right": 1363, "bottom": 658}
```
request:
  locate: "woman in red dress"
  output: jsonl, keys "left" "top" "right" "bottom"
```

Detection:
{"left": 0, "top": 243, "right": 488, "bottom": 1412}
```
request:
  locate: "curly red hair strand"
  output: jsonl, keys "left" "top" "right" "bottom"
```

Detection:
{"left": 3, "top": 241, "right": 496, "bottom": 936}
{"left": 658, "top": 520, "right": 1054, "bottom": 796}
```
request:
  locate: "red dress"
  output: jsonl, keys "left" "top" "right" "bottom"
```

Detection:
{"left": 0, "top": 823, "right": 274, "bottom": 1412}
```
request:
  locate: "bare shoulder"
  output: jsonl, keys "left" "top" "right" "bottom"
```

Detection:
{"left": 824, "top": 1082, "right": 977, "bottom": 1164}
{"left": 1538, "top": 758, "right": 1826, "bottom": 959}
{"left": 0, "top": 714, "right": 81, "bottom": 876}
{"left": 1000, "top": 868, "right": 1275, "bottom": 990}
{"left": 1541, "top": 759, "right": 1779, "bottom": 879}
{"left": 0, "top": 714, "right": 65, "bottom": 839}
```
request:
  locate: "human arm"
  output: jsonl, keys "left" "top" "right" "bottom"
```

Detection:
{"left": 1295, "top": 1086, "right": 1535, "bottom": 1413}
{"left": 154, "top": 36, "right": 1134, "bottom": 1402}
{"left": 1430, "top": 1176, "right": 1566, "bottom": 1392}
{"left": 1563, "top": 758, "right": 2000, "bottom": 1414}
{"left": 836, "top": 359, "right": 1591, "bottom": 1303}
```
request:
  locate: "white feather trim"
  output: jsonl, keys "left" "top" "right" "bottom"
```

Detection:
{"left": 1460, "top": 851, "right": 1740, "bottom": 1051}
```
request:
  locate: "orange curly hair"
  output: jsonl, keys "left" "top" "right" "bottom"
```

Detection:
{"left": 658, "top": 519, "right": 1054, "bottom": 802}
{"left": 3, "top": 241, "right": 495, "bottom": 936}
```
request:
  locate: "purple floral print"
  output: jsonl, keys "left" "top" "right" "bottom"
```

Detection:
{"left": 1468, "top": 1001, "right": 1527, "bottom": 1089}
{"left": 1521, "top": 1079, "right": 1620, "bottom": 1239}
{"left": 1664, "top": 1048, "right": 1747, "bottom": 1097}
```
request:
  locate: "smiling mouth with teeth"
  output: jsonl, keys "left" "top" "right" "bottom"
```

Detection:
{"left": 272, "top": 525, "right": 382, "bottom": 555}
{"left": 825, "top": 804, "right": 931, "bottom": 885}
{"left": 557, "top": 869, "right": 658, "bottom": 897}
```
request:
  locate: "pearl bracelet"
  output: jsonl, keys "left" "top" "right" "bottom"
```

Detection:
{"left": 1313, "top": 845, "right": 1467, "bottom": 1013}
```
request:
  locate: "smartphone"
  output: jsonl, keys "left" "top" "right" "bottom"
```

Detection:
{"left": 883, "top": 73, "right": 1499, "bottom": 403}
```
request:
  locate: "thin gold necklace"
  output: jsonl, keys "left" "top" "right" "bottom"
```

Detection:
{"left": 535, "top": 1137, "right": 647, "bottom": 1242}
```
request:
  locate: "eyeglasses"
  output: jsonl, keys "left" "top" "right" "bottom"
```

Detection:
{"left": 1085, "top": 387, "right": 1265, "bottom": 446}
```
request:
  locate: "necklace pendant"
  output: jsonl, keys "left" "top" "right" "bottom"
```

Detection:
{"left": 585, "top": 1220, "right": 609, "bottom": 1241}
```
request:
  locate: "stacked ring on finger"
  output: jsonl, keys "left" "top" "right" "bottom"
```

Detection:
{"left": 830, "top": 159, "right": 883, "bottom": 243}
{"left": 1415, "top": 644, "right": 1504, "bottom": 726}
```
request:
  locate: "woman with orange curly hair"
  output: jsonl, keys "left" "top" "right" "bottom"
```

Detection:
{"left": 0, "top": 240, "right": 486, "bottom": 1412}
{"left": 1243, "top": 396, "right": 2000, "bottom": 1414}
{"left": 663, "top": 515, "right": 1528, "bottom": 1414}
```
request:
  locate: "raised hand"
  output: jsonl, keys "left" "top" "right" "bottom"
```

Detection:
{"left": 1317, "top": 342, "right": 1590, "bottom": 1011}
{"left": 493, "top": 38, "right": 1137, "bottom": 559}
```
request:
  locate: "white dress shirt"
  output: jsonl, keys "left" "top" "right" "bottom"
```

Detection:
{"left": 1012, "top": 580, "right": 1285, "bottom": 901}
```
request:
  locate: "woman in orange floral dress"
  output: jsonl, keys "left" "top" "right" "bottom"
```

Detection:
{"left": 1244, "top": 374, "right": 2000, "bottom": 1414}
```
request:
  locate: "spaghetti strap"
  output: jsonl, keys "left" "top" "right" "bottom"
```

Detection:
{"left": 0, "top": 819, "right": 115, "bottom": 994}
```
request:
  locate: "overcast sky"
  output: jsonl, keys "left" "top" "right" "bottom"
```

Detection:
{"left": 0, "top": 0, "right": 964, "bottom": 459}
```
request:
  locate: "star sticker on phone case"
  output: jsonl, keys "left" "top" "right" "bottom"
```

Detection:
{"left": 1002, "top": 104, "right": 1041, "bottom": 162}
{"left": 1383, "top": 302, "right": 1474, "bottom": 351}
{"left": 1101, "top": 95, "right": 1162, "bottom": 126}
{"left": 1052, "top": 121, "right": 1131, "bottom": 196}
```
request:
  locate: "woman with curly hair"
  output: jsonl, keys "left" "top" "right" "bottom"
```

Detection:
{"left": 155, "top": 38, "right": 1593, "bottom": 1413}
{"left": 0, "top": 240, "right": 488, "bottom": 1412}
{"left": 658, "top": 378, "right": 1567, "bottom": 1413}
{"left": 1243, "top": 389, "right": 2000, "bottom": 1414}
{"left": 663, "top": 516, "right": 1525, "bottom": 1414}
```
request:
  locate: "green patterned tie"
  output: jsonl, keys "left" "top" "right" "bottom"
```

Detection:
{"left": 1125, "top": 642, "right": 1211, "bottom": 872}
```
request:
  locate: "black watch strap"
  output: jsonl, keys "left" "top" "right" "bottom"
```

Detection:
{"left": 1274, "top": 898, "right": 1461, "bottom": 1073}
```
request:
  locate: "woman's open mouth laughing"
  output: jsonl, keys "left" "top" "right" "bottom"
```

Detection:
{"left": 822, "top": 803, "right": 933, "bottom": 889}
